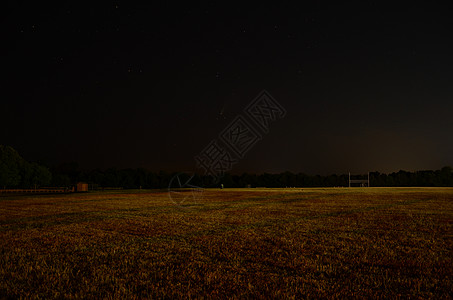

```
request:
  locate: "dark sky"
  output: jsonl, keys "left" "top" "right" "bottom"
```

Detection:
{"left": 2, "top": 2, "right": 453, "bottom": 175}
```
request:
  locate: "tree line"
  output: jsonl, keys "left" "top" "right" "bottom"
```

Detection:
{"left": 52, "top": 164, "right": 453, "bottom": 189}
{"left": 1, "top": 145, "right": 452, "bottom": 188}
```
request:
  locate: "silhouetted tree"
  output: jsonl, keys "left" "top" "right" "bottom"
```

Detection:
{"left": 0, "top": 145, "right": 52, "bottom": 188}
{"left": 0, "top": 145, "right": 23, "bottom": 188}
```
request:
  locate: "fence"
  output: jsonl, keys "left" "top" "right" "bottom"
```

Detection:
{"left": 0, "top": 188, "right": 70, "bottom": 194}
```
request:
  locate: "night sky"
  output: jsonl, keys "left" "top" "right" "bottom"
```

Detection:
{"left": 2, "top": 2, "right": 453, "bottom": 175}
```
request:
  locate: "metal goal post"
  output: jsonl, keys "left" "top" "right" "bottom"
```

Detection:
{"left": 348, "top": 172, "right": 370, "bottom": 187}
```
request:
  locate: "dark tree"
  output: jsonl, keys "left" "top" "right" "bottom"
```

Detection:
{"left": 0, "top": 145, "right": 52, "bottom": 188}
{"left": 0, "top": 145, "right": 22, "bottom": 188}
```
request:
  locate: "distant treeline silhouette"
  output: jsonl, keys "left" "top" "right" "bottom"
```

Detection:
{"left": 1, "top": 146, "right": 452, "bottom": 188}
{"left": 52, "top": 164, "right": 453, "bottom": 189}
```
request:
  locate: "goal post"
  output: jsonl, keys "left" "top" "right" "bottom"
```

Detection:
{"left": 348, "top": 172, "right": 370, "bottom": 187}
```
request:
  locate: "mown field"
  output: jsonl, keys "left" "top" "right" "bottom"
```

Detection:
{"left": 0, "top": 188, "right": 452, "bottom": 298}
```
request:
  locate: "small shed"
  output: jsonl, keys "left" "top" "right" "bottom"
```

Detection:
{"left": 76, "top": 182, "right": 88, "bottom": 192}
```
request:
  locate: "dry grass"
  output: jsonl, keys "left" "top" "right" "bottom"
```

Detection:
{"left": 0, "top": 187, "right": 452, "bottom": 298}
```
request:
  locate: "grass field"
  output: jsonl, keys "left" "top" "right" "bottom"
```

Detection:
{"left": 0, "top": 188, "right": 452, "bottom": 298}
